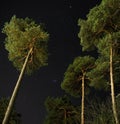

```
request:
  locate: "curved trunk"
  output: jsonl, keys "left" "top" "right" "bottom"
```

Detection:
{"left": 2, "top": 47, "right": 33, "bottom": 124}
{"left": 110, "top": 46, "right": 119, "bottom": 124}
{"left": 81, "top": 74, "right": 85, "bottom": 124}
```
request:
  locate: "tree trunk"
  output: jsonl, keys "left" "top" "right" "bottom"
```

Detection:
{"left": 81, "top": 74, "right": 85, "bottom": 124}
{"left": 110, "top": 46, "right": 119, "bottom": 124}
{"left": 2, "top": 47, "right": 33, "bottom": 124}
{"left": 64, "top": 109, "right": 67, "bottom": 124}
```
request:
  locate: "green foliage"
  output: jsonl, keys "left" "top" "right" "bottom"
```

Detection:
{"left": 44, "top": 95, "right": 120, "bottom": 124}
{"left": 85, "top": 97, "right": 115, "bottom": 124}
{"left": 84, "top": 95, "right": 120, "bottom": 124}
{"left": 116, "top": 94, "right": 120, "bottom": 118}
{"left": 2, "top": 15, "right": 49, "bottom": 75}
{"left": 0, "top": 98, "right": 21, "bottom": 124}
{"left": 78, "top": 0, "right": 120, "bottom": 51}
{"left": 87, "top": 56, "right": 110, "bottom": 90}
{"left": 78, "top": 19, "right": 96, "bottom": 51}
{"left": 78, "top": 0, "right": 120, "bottom": 90}
{"left": 61, "top": 56, "right": 95, "bottom": 97}
{"left": 44, "top": 95, "right": 80, "bottom": 124}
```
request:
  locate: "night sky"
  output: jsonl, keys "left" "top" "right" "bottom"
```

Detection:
{"left": 0, "top": 0, "right": 101, "bottom": 123}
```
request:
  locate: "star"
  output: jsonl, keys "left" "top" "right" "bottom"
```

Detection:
{"left": 52, "top": 79, "right": 57, "bottom": 83}
{"left": 69, "top": 5, "right": 72, "bottom": 9}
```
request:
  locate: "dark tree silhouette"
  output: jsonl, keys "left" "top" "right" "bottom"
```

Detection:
{"left": 0, "top": 97, "right": 21, "bottom": 124}
{"left": 44, "top": 95, "right": 80, "bottom": 124}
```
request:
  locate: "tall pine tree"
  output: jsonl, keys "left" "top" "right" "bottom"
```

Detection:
{"left": 2, "top": 15, "right": 49, "bottom": 124}
{"left": 78, "top": 0, "right": 120, "bottom": 123}
{"left": 44, "top": 95, "right": 80, "bottom": 124}
{"left": 61, "top": 56, "right": 95, "bottom": 124}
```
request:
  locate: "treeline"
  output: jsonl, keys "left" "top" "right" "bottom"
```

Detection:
{"left": 44, "top": 0, "right": 120, "bottom": 124}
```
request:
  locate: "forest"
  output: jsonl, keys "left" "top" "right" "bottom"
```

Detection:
{"left": 0, "top": 0, "right": 120, "bottom": 124}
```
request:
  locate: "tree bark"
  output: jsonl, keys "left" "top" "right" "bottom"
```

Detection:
{"left": 64, "top": 109, "right": 67, "bottom": 124}
{"left": 110, "top": 46, "right": 119, "bottom": 124}
{"left": 81, "top": 74, "right": 85, "bottom": 124}
{"left": 2, "top": 47, "right": 33, "bottom": 124}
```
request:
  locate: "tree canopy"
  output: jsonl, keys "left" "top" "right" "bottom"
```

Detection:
{"left": 44, "top": 95, "right": 80, "bottom": 124}
{"left": 78, "top": 0, "right": 120, "bottom": 52}
{"left": 2, "top": 15, "right": 49, "bottom": 75}
{"left": 78, "top": 0, "right": 120, "bottom": 91}
{"left": 61, "top": 56, "right": 95, "bottom": 97}
{"left": 0, "top": 98, "right": 21, "bottom": 124}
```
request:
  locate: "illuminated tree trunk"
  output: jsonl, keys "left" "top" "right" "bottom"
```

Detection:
{"left": 2, "top": 47, "right": 33, "bottom": 124}
{"left": 110, "top": 46, "right": 119, "bottom": 124}
{"left": 81, "top": 73, "right": 85, "bottom": 124}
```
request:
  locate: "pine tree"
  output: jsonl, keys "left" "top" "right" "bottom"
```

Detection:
{"left": 0, "top": 97, "right": 21, "bottom": 124}
{"left": 44, "top": 95, "right": 80, "bottom": 124}
{"left": 2, "top": 15, "right": 49, "bottom": 124}
{"left": 78, "top": 0, "right": 120, "bottom": 123}
{"left": 61, "top": 56, "right": 95, "bottom": 124}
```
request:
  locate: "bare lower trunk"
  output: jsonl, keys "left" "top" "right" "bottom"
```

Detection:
{"left": 81, "top": 74, "right": 85, "bottom": 124}
{"left": 64, "top": 109, "right": 67, "bottom": 124}
{"left": 110, "top": 46, "right": 119, "bottom": 124}
{"left": 2, "top": 48, "right": 33, "bottom": 124}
